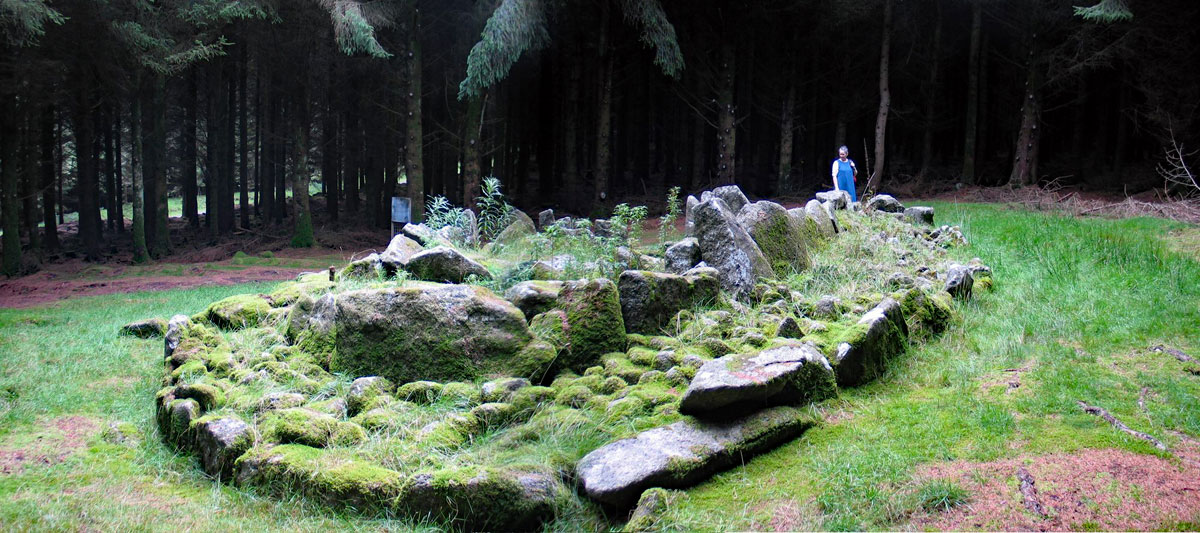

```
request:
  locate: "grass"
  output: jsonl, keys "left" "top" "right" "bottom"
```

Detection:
{"left": 1, "top": 202, "right": 1198, "bottom": 530}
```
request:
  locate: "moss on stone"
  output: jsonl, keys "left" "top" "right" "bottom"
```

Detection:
{"left": 260, "top": 408, "right": 345, "bottom": 448}
{"left": 510, "top": 386, "right": 556, "bottom": 411}
{"left": 469, "top": 402, "right": 519, "bottom": 429}
{"left": 268, "top": 280, "right": 337, "bottom": 308}
{"left": 439, "top": 382, "right": 481, "bottom": 407}
{"left": 206, "top": 294, "right": 273, "bottom": 330}
{"left": 556, "top": 279, "right": 627, "bottom": 372}
{"left": 234, "top": 444, "right": 405, "bottom": 513}
{"left": 397, "top": 381, "right": 443, "bottom": 405}
{"left": 173, "top": 383, "right": 225, "bottom": 411}
{"left": 554, "top": 385, "right": 594, "bottom": 409}
{"left": 599, "top": 376, "right": 628, "bottom": 394}
{"left": 510, "top": 340, "right": 558, "bottom": 383}
{"left": 602, "top": 353, "right": 649, "bottom": 384}
{"left": 421, "top": 413, "right": 483, "bottom": 447}
{"left": 627, "top": 346, "right": 658, "bottom": 366}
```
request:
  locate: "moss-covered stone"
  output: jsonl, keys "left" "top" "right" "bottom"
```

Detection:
{"left": 603, "top": 353, "right": 649, "bottom": 384}
{"left": 120, "top": 318, "right": 167, "bottom": 338}
{"left": 624, "top": 488, "right": 680, "bottom": 532}
{"left": 260, "top": 408, "right": 354, "bottom": 448}
{"left": 737, "top": 200, "right": 813, "bottom": 275}
{"left": 350, "top": 403, "right": 414, "bottom": 432}
{"left": 399, "top": 465, "right": 564, "bottom": 531}
{"left": 510, "top": 385, "right": 556, "bottom": 411}
{"left": 173, "top": 383, "right": 225, "bottom": 411}
{"left": 396, "top": 381, "right": 443, "bottom": 405}
{"left": 206, "top": 294, "right": 273, "bottom": 330}
{"left": 470, "top": 402, "right": 520, "bottom": 429}
{"left": 420, "top": 413, "right": 483, "bottom": 447}
{"left": 439, "top": 381, "right": 481, "bottom": 406}
{"left": 554, "top": 385, "right": 595, "bottom": 409}
{"left": 101, "top": 421, "right": 141, "bottom": 448}
{"left": 327, "top": 284, "right": 533, "bottom": 384}
{"left": 511, "top": 340, "right": 559, "bottom": 383}
{"left": 268, "top": 280, "right": 337, "bottom": 308}
{"left": 346, "top": 376, "right": 394, "bottom": 416}
{"left": 234, "top": 444, "right": 405, "bottom": 513}
{"left": 554, "top": 279, "right": 627, "bottom": 372}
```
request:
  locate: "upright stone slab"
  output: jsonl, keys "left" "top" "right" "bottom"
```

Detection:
{"left": 576, "top": 406, "right": 815, "bottom": 507}
{"left": 710, "top": 185, "right": 750, "bottom": 213}
{"left": 832, "top": 298, "right": 908, "bottom": 387}
{"left": 618, "top": 269, "right": 720, "bottom": 335}
{"left": 804, "top": 199, "right": 836, "bottom": 237}
{"left": 379, "top": 234, "right": 424, "bottom": 274}
{"left": 685, "top": 195, "right": 699, "bottom": 231}
{"left": 493, "top": 210, "right": 536, "bottom": 245}
{"left": 679, "top": 343, "right": 837, "bottom": 415}
{"left": 904, "top": 206, "right": 935, "bottom": 225}
{"left": 691, "top": 198, "right": 774, "bottom": 300}
{"left": 737, "top": 200, "right": 811, "bottom": 273}
{"left": 504, "top": 280, "right": 563, "bottom": 319}
{"left": 944, "top": 264, "right": 974, "bottom": 299}
{"left": 191, "top": 415, "right": 255, "bottom": 481}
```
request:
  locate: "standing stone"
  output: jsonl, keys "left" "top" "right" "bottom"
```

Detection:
{"left": 685, "top": 195, "right": 699, "bottom": 232}
{"left": 866, "top": 194, "right": 905, "bottom": 213}
{"left": 737, "top": 201, "right": 811, "bottom": 273}
{"left": 575, "top": 406, "right": 815, "bottom": 507}
{"left": 692, "top": 198, "right": 774, "bottom": 300}
{"left": 804, "top": 199, "right": 836, "bottom": 237}
{"left": 554, "top": 279, "right": 627, "bottom": 372}
{"left": 679, "top": 343, "right": 836, "bottom": 414}
{"left": 816, "top": 190, "right": 850, "bottom": 209}
{"left": 710, "top": 185, "right": 750, "bottom": 213}
{"left": 493, "top": 211, "right": 536, "bottom": 245}
{"left": 537, "top": 209, "right": 555, "bottom": 229}
{"left": 822, "top": 201, "right": 841, "bottom": 233}
{"left": 618, "top": 269, "right": 720, "bottom": 335}
{"left": 944, "top": 264, "right": 974, "bottom": 300}
{"left": 403, "top": 246, "right": 492, "bottom": 283}
{"left": 664, "top": 237, "right": 701, "bottom": 274}
{"left": 462, "top": 209, "right": 479, "bottom": 246}
{"left": 831, "top": 298, "right": 908, "bottom": 387}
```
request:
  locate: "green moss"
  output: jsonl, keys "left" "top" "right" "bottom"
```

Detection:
{"left": 599, "top": 376, "right": 628, "bottom": 394}
{"left": 260, "top": 408, "right": 344, "bottom": 448}
{"left": 470, "top": 402, "right": 519, "bottom": 429}
{"left": 206, "top": 294, "right": 273, "bottom": 330}
{"left": 510, "top": 340, "right": 558, "bottom": 383}
{"left": 800, "top": 319, "right": 868, "bottom": 357}
{"left": 602, "top": 353, "right": 649, "bottom": 383}
{"left": 350, "top": 404, "right": 414, "bottom": 432}
{"left": 332, "top": 422, "right": 367, "bottom": 446}
{"left": 691, "top": 338, "right": 734, "bottom": 358}
{"left": 746, "top": 209, "right": 811, "bottom": 275}
{"left": 624, "top": 488, "right": 679, "bottom": 532}
{"left": 604, "top": 396, "right": 648, "bottom": 419}
{"left": 268, "top": 281, "right": 337, "bottom": 307}
{"left": 627, "top": 346, "right": 658, "bottom": 366}
{"left": 554, "top": 385, "right": 594, "bottom": 408}
{"left": 173, "top": 383, "right": 225, "bottom": 411}
{"left": 510, "top": 386, "right": 556, "bottom": 411}
{"left": 400, "top": 465, "right": 560, "bottom": 530}
{"left": 234, "top": 444, "right": 405, "bottom": 512}
{"left": 529, "top": 309, "right": 568, "bottom": 348}
{"left": 101, "top": 421, "right": 141, "bottom": 447}
{"left": 439, "top": 382, "right": 481, "bottom": 407}
{"left": 557, "top": 279, "right": 627, "bottom": 372}
{"left": 397, "top": 381, "right": 443, "bottom": 405}
{"left": 421, "top": 413, "right": 483, "bottom": 447}
{"left": 169, "top": 359, "right": 208, "bottom": 383}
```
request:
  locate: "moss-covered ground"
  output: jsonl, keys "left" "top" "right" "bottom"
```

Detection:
{"left": 1, "top": 202, "right": 1197, "bottom": 531}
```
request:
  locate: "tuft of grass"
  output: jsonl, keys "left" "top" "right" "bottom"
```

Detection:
{"left": 915, "top": 479, "right": 969, "bottom": 512}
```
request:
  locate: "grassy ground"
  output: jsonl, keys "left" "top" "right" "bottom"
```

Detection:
{"left": 0, "top": 202, "right": 1197, "bottom": 531}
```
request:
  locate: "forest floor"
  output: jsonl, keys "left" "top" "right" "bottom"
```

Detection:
{"left": 0, "top": 201, "right": 1198, "bottom": 531}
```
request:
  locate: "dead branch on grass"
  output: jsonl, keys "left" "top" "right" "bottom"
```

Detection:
{"left": 1016, "top": 466, "right": 1048, "bottom": 518}
{"left": 1077, "top": 401, "right": 1169, "bottom": 451}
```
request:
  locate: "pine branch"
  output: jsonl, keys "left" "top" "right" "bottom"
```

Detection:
{"left": 620, "top": 0, "right": 684, "bottom": 78}
{"left": 458, "top": 0, "right": 549, "bottom": 100}
{"left": 0, "top": 0, "right": 64, "bottom": 46}
{"left": 1074, "top": 0, "right": 1133, "bottom": 23}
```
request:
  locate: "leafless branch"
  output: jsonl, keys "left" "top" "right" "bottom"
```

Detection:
{"left": 1157, "top": 123, "right": 1199, "bottom": 197}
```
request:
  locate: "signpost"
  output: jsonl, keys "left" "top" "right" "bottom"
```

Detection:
{"left": 391, "top": 197, "right": 411, "bottom": 236}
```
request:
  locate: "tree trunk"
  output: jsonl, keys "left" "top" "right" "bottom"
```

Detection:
{"left": 594, "top": 4, "right": 613, "bottom": 209}
{"left": 777, "top": 81, "right": 796, "bottom": 193}
{"left": 716, "top": 42, "right": 736, "bottom": 185}
{"left": 462, "top": 93, "right": 484, "bottom": 209}
{"left": 103, "top": 104, "right": 116, "bottom": 233}
{"left": 918, "top": 0, "right": 943, "bottom": 180}
{"left": 343, "top": 87, "right": 360, "bottom": 216}
{"left": 183, "top": 68, "right": 199, "bottom": 227}
{"left": 560, "top": 52, "right": 581, "bottom": 212}
{"left": 75, "top": 91, "right": 102, "bottom": 261}
{"left": 40, "top": 105, "right": 59, "bottom": 250}
{"left": 962, "top": 1, "right": 982, "bottom": 184}
{"left": 221, "top": 61, "right": 236, "bottom": 232}
{"left": 113, "top": 107, "right": 123, "bottom": 232}
{"left": 865, "top": 0, "right": 893, "bottom": 194}
{"left": 205, "top": 65, "right": 220, "bottom": 237}
{"left": 130, "top": 95, "right": 148, "bottom": 262}
{"left": 291, "top": 84, "right": 314, "bottom": 248}
{"left": 1, "top": 96, "right": 20, "bottom": 275}
{"left": 239, "top": 49, "right": 250, "bottom": 230}
{"left": 323, "top": 87, "right": 340, "bottom": 222}
{"left": 22, "top": 109, "right": 41, "bottom": 255}
{"left": 405, "top": 7, "right": 424, "bottom": 223}
{"left": 690, "top": 113, "right": 705, "bottom": 189}
{"left": 149, "top": 75, "right": 171, "bottom": 256}
{"left": 1009, "top": 54, "right": 1041, "bottom": 186}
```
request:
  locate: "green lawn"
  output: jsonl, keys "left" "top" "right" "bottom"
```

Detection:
{"left": 0, "top": 203, "right": 1197, "bottom": 531}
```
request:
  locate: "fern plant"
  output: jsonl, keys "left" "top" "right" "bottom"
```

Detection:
{"left": 658, "top": 186, "right": 682, "bottom": 246}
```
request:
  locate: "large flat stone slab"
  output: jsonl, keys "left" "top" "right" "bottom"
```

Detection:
{"left": 575, "top": 406, "right": 815, "bottom": 507}
{"left": 679, "top": 343, "right": 836, "bottom": 415}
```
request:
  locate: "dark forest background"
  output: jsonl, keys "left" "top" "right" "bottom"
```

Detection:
{"left": 1, "top": 0, "right": 1197, "bottom": 274}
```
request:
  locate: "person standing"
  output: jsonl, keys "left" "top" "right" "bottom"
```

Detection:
{"left": 831, "top": 145, "right": 859, "bottom": 202}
